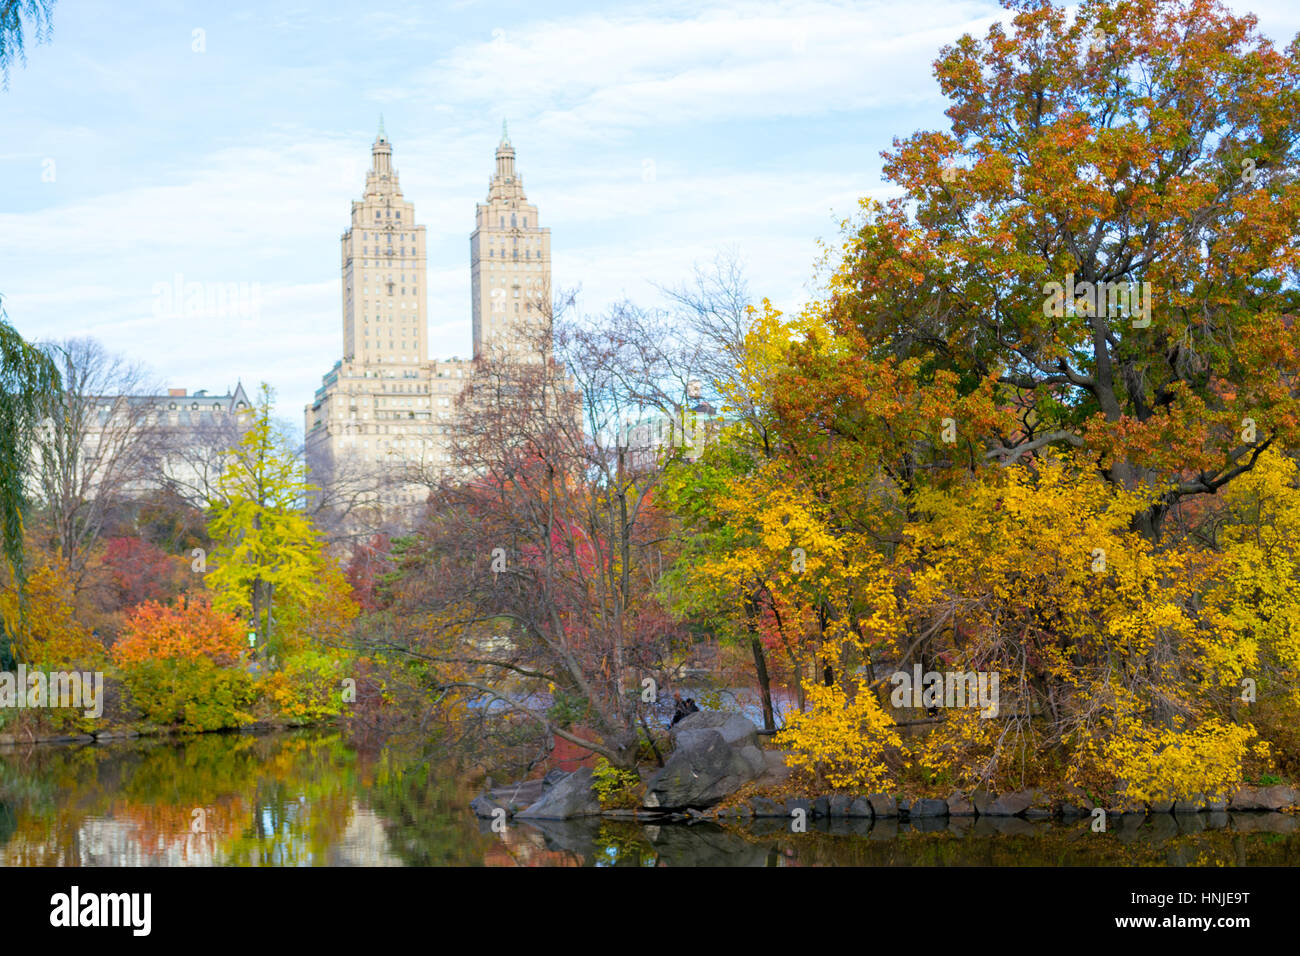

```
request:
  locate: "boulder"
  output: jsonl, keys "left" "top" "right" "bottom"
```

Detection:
{"left": 517, "top": 767, "right": 601, "bottom": 820}
{"left": 486, "top": 778, "right": 546, "bottom": 812}
{"left": 1229, "top": 785, "right": 1296, "bottom": 811}
{"left": 847, "top": 796, "right": 874, "bottom": 818}
{"left": 749, "top": 796, "right": 786, "bottom": 817}
{"left": 757, "top": 750, "right": 793, "bottom": 787}
{"left": 1172, "top": 794, "right": 1206, "bottom": 814}
{"left": 911, "top": 798, "right": 949, "bottom": 818}
{"left": 470, "top": 793, "right": 506, "bottom": 818}
{"left": 644, "top": 712, "right": 767, "bottom": 809}
{"left": 828, "top": 794, "right": 853, "bottom": 818}
{"left": 867, "top": 793, "right": 898, "bottom": 817}
{"left": 543, "top": 769, "right": 570, "bottom": 787}
{"left": 1061, "top": 784, "right": 1095, "bottom": 812}
{"left": 985, "top": 790, "right": 1034, "bottom": 817}
{"left": 671, "top": 711, "right": 759, "bottom": 750}
{"left": 784, "top": 797, "right": 813, "bottom": 818}
{"left": 947, "top": 792, "right": 975, "bottom": 816}
{"left": 1148, "top": 799, "right": 1174, "bottom": 814}
{"left": 812, "top": 796, "right": 831, "bottom": 819}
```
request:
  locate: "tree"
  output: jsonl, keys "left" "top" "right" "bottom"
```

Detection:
{"left": 0, "top": 301, "right": 59, "bottom": 578}
{"left": 30, "top": 337, "right": 165, "bottom": 593}
{"left": 0, "top": 0, "right": 55, "bottom": 88}
{"left": 805, "top": 0, "right": 1300, "bottom": 540}
{"left": 206, "top": 384, "right": 323, "bottom": 655}
{"left": 369, "top": 303, "right": 696, "bottom": 769}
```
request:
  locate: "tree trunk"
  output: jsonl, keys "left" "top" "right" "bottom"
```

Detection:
{"left": 750, "top": 634, "right": 775, "bottom": 731}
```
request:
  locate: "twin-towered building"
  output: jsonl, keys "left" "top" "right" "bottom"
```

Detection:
{"left": 305, "top": 121, "right": 552, "bottom": 521}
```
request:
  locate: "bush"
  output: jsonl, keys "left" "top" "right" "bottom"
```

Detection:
{"left": 263, "top": 649, "right": 346, "bottom": 723}
{"left": 120, "top": 657, "right": 257, "bottom": 732}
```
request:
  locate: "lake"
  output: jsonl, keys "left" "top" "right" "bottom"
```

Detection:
{"left": 1, "top": 729, "right": 1297, "bottom": 866}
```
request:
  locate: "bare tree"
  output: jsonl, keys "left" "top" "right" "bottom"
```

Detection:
{"left": 362, "top": 296, "right": 700, "bottom": 768}
{"left": 31, "top": 338, "right": 165, "bottom": 592}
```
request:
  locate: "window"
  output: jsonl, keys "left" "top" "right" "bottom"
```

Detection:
{"left": 396, "top": 211, "right": 401, "bottom": 219}
{"left": 375, "top": 211, "right": 380, "bottom": 219}
{"left": 511, "top": 213, "right": 516, "bottom": 227}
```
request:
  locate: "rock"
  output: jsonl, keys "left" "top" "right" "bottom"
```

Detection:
{"left": 828, "top": 794, "right": 852, "bottom": 818}
{"left": 971, "top": 790, "right": 994, "bottom": 815}
{"left": 487, "top": 778, "right": 547, "bottom": 812}
{"left": 671, "top": 710, "right": 759, "bottom": 750}
{"left": 1060, "top": 803, "right": 1085, "bottom": 818}
{"left": 867, "top": 793, "right": 897, "bottom": 817}
{"left": 644, "top": 712, "right": 766, "bottom": 809}
{"left": 1229, "top": 785, "right": 1296, "bottom": 811}
{"left": 985, "top": 790, "right": 1033, "bottom": 817}
{"left": 847, "top": 796, "right": 874, "bottom": 818}
{"left": 749, "top": 796, "right": 786, "bottom": 817}
{"left": 911, "top": 798, "right": 949, "bottom": 817}
{"left": 718, "top": 803, "right": 753, "bottom": 821}
{"left": 1207, "top": 795, "right": 1228, "bottom": 812}
{"left": 812, "top": 795, "right": 831, "bottom": 819}
{"left": 1172, "top": 794, "right": 1206, "bottom": 814}
{"left": 947, "top": 792, "right": 975, "bottom": 816}
{"left": 92, "top": 730, "right": 140, "bottom": 740}
{"left": 517, "top": 767, "right": 601, "bottom": 820}
{"left": 1023, "top": 808, "right": 1053, "bottom": 820}
{"left": 1061, "top": 784, "right": 1095, "bottom": 812}
{"left": 470, "top": 793, "right": 506, "bottom": 818}
{"left": 757, "top": 750, "right": 793, "bottom": 787}
{"left": 1148, "top": 799, "right": 1174, "bottom": 814}
{"left": 896, "top": 798, "right": 911, "bottom": 816}
{"left": 543, "top": 769, "right": 569, "bottom": 787}
{"left": 784, "top": 797, "right": 812, "bottom": 818}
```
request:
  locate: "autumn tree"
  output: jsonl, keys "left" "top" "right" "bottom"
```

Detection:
{"left": 206, "top": 384, "right": 323, "bottom": 655}
{"left": 368, "top": 301, "right": 698, "bottom": 769}
{"left": 803, "top": 0, "right": 1300, "bottom": 540}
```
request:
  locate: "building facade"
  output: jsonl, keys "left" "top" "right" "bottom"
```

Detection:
{"left": 305, "top": 122, "right": 552, "bottom": 521}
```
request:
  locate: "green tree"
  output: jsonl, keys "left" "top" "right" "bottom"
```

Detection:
{"left": 206, "top": 383, "right": 323, "bottom": 656}
{"left": 0, "top": 302, "right": 59, "bottom": 578}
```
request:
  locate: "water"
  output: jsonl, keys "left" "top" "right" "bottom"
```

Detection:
{"left": 1, "top": 730, "right": 1296, "bottom": 866}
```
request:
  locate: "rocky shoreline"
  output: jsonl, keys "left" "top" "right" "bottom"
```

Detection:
{"left": 471, "top": 710, "right": 1300, "bottom": 824}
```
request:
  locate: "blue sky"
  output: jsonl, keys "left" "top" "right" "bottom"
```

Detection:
{"left": 3, "top": 0, "right": 1299, "bottom": 434}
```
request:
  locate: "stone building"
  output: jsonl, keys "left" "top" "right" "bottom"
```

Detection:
{"left": 305, "top": 121, "right": 552, "bottom": 523}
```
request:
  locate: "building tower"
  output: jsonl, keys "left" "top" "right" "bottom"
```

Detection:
{"left": 307, "top": 121, "right": 552, "bottom": 529}
{"left": 470, "top": 121, "right": 552, "bottom": 361}
{"left": 340, "top": 116, "right": 428, "bottom": 368}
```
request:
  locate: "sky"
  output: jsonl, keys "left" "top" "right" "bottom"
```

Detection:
{"left": 3, "top": 0, "right": 1299, "bottom": 435}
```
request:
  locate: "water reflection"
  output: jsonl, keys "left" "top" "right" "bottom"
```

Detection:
{"left": 1, "top": 731, "right": 1297, "bottom": 866}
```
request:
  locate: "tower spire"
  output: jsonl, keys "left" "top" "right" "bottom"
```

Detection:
{"left": 377, "top": 113, "right": 386, "bottom": 141}
{"left": 501, "top": 119, "right": 510, "bottom": 146}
